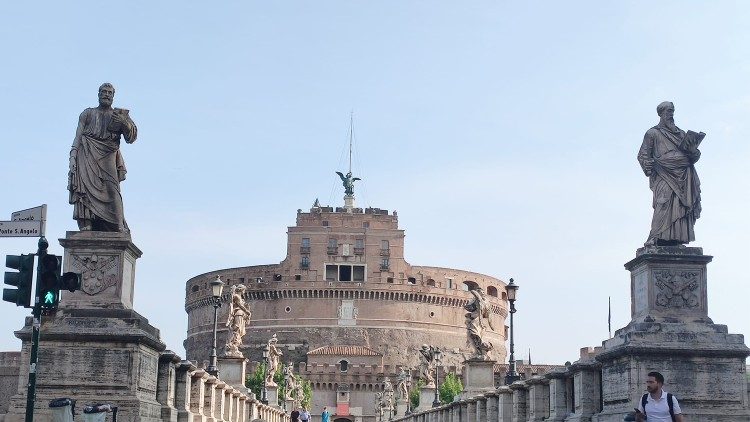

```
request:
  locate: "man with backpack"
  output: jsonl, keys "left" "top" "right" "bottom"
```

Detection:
{"left": 635, "top": 372, "right": 684, "bottom": 422}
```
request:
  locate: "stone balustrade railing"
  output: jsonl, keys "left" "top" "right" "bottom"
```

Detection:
{"left": 158, "top": 351, "right": 288, "bottom": 422}
{"left": 391, "top": 349, "right": 603, "bottom": 422}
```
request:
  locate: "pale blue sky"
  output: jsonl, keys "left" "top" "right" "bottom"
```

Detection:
{"left": 1, "top": 2, "right": 748, "bottom": 365}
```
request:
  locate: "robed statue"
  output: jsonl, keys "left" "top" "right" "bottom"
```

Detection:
{"left": 418, "top": 345, "right": 437, "bottom": 387}
{"left": 224, "top": 284, "right": 251, "bottom": 357}
{"left": 336, "top": 171, "right": 361, "bottom": 196}
{"left": 69, "top": 83, "right": 138, "bottom": 232}
{"left": 395, "top": 367, "right": 410, "bottom": 401}
{"left": 283, "top": 361, "right": 297, "bottom": 400}
{"left": 464, "top": 288, "right": 495, "bottom": 359}
{"left": 638, "top": 102, "right": 704, "bottom": 246}
{"left": 265, "top": 335, "right": 283, "bottom": 387}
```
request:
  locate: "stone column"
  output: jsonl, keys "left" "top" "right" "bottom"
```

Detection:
{"left": 450, "top": 401, "right": 461, "bottom": 422}
{"left": 419, "top": 386, "right": 436, "bottom": 412}
{"left": 176, "top": 361, "right": 197, "bottom": 422}
{"left": 190, "top": 369, "right": 209, "bottom": 422}
{"left": 222, "top": 386, "right": 233, "bottom": 422}
{"left": 217, "top": 356, "right": 248, "bottom": 393}
{"left": 484, "top": 392, "right": 498, "bottom": 421}
{"left": 526, "top": 375, "right": 549, "bottom": 421}
{"left": 214, "top": 380, "right": 227, "bottom": 421}
{"left": 496, "top": 386, "right": 512, "bottom": 422}
{"left": 544, "top": 369, "right": 568, "bottom": 422}
{"left": 158, "top": 351, "right": 181, "bottom": 422}
{"left": 266, "top": 384, "right": 279, "bottom": 408}
{"left": 460, "top": 401, "right": 468, "bottom": 422}
{"left": 236, "top": 395, "right": 246, "bottom": 422}
{"left": 508, "top": 381, "right": 527, "bottom": 422}
{"left": 594, "top": 246, "right": 750, "bottom": 421}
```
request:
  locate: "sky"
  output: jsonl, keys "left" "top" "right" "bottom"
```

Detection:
{"left": 1, "top": 2, "right": 749, "bottom": 366}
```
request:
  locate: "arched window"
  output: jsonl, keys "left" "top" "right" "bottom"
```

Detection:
{"left": 339, "top": 360, "right": 349, "bottom": 372}
{"left": 487, "top": 286, "right": 498, "bottom": 297}
{"left": 426, "top": 279, "right": 436, "bottom": 287}
{"left": 462, "top": 280, "right": 479, "bottom": 291}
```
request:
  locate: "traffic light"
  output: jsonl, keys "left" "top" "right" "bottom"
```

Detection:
{"left": 3, "top": 254, "right": 35, "bottom": 307}
{"left": 38, "top": 254, "right": 61, "bottom": 310}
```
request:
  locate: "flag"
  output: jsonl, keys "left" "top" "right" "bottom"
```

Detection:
{"left": 608, "top": 296, "right": 612, "bottom": 338}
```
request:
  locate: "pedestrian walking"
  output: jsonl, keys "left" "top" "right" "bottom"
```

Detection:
{"left": 635, "top": 371, "right": 684, "bottom": 422}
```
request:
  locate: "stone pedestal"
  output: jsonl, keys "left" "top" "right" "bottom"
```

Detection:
{"left": 344, "top": 195, "right": 355, "bottom": 211}
{"left": 418, "top": 386, "right": 436, "bottom": 412}
{"left": 265, "top": 384, "right": 279, "bottom": 408}
{"left": 395, "top": 398, "right": 409, "bottom": 417}
{"left": 461, "top": 358, "right": 496, "bottom": 398}
{"left": 3, "top": 232, "right": 166, "bottom": 422}
{"left": 217, "top": 356, "right": 248, "bottom": 393}
{"left": 594, "top": 246, "right": 750, "bottom": 422}
{"left": 59, "top": 231, "right": 142, "bottom": 309}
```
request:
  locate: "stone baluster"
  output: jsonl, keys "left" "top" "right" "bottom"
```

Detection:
{"left": 190, "top": 369, "right": 210, "bottom": 422}
{"left": 475, "top": 396, "right": 486, "bottom": 422}
{"left": 214, "top": 380, "right": 227, "bottom": 421}
{"left": 484, "top": 392, "right": 498, "bottom": 421}
{"left": 158, "top": 351, "right": 181, "bottom": 422}
{"left": 509, "top": 381, "right": 528, "bottom": 422}
{"left": 465, "top": 398, "right": 477, "bottom": 422}
{"left": 544, "top": 369, "right": 568, "bottom": 422}
{"left": 497, "top": 386, "right": 512, "bottom": 422}
{"left": 236, "top": 394, "right": 246, "bottom": 422}
{"left": 566, "top": 360, "right": 601, "bottom": 422}
{"left": 176, "top": 361, "right": 197, "bottom": 422}
{"left": 526, "top": 375, "right": 549, "bottom": 421}
{"left": 204, "top": 375, "right": 218, "bottom": 422}
{"left": 451, "top": 400, "right": 461, "bottom": 422}
{"left": 222, "top": 386, "right": 233, "bottom": 422}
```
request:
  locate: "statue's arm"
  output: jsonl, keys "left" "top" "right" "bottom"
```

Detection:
{"left": 122, "top": 114, "right": 138, "bottom": 144}
{"left": 70, "top": 111, "right": 87, "bottom": 169}
{"left": 637, "top": 131, "right": 655, "bottom": 176}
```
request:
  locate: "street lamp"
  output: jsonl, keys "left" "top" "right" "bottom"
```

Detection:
{"left": 505, "top": 278, "right": 520, "bottom": 385}
{"left": 261, "top": 343, "right": 270, "bottom": 404}
{"left": 432, "top": 348, "right": 442, "bottom": 408}
{"left": 206, "top": 276, "right": 224, "bottom": 377}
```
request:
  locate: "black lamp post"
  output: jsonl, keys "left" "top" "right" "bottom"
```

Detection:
{"left": 505, "top": 278, "right": 520, "bottom": 385}
{"left": 206, "top": 276, "right": 224, "bottom": 377}
{"left": 431, "top": 348, "right": 442, "bottom": 408}
{"left": 261, "top": 344, "right": 270, "bottom": 404}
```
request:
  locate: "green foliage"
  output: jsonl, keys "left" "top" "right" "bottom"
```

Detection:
{"left": 246, "top": 362, "right": 266, "bottom": 399}
{"left": 409, "top": 378, "right": 425, "bottom": 409}
{"left": 439, "top": 373, "right": 463, "bottom": 404}
{"left": 298, "top": 377, "right": 313, "bottom": 408}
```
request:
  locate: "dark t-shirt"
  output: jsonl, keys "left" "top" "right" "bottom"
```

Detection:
{"left": 291, "top": 410, "right": 300, "bottom": 422}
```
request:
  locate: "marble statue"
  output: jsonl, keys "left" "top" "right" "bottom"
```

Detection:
{"left": 69, "top": 83, "right": 138, "bottom": 232}
{"left": 418, "top": 345, "right": 437, "bottom": 387}
{"left": 335, "top": 171, "right": 361, "bottom": 196}
{"left": 638, "top": 101, "right": 705, "bottom": 246}
{"left": 283, "top": 361, "right": 297, "bottom": 400}
{"left": 265, "top": 335, "right": 282, "bottom": 387}
{"left": 464, "top": 289, "right": 495, "bottom": 359}
{"left": 380, "top": 377, "right": 395, "bottom": 413}
{"left": 395, "top": 367, "right": 410, "bottom": 401}
{"left": 224, "top": 284, "right": 251, "bottom": 357}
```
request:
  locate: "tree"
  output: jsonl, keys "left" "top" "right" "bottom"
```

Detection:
{"left": 245, "top": 363, "right": 313, "bottom": 408}
{"left": 439, "top": 372, "right": 463, "bottom": 404}
{"left": 409, "top": 379, "right": 424, "bottom": 409}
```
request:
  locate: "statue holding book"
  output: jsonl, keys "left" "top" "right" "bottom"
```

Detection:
{"left": 637, "top": 101, "right": 705, "bottom": 246}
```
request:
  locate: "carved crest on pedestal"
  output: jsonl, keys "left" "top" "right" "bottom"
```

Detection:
{"left": 69, "top": 254, "right": 119, "bottom": 295}
{"left": 653, "top": 269, "right": 700, "bottom": 309}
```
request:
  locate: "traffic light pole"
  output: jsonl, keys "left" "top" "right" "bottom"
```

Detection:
{"left": 25, "top": 236, "right": 48, "bottom": 422}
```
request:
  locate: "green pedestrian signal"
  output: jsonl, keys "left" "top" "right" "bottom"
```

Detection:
{"left": 38, "top": 254, "right": 61, "bottom": 311}
{"left": 3, "top": 254, "right": 35, "bottom": 308}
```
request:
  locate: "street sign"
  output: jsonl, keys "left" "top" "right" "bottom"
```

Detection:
{"left": 11, "top": 205, "right": 46, "bottom": 223}
{"left": 0, "top": 221, "right": 43, "bottom": 238}
{"left": 4, "top": 205, "right": 46, "bottom": 237}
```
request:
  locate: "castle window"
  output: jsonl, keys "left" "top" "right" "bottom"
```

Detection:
{"left": 191, "top": 285, "right": 199, "bottom": 292}
{"left": 302, "top": 238, "right": 310, "bottom": 247}
{"left": 380, "top": 258, "right": 390, "bottom": 271}
{"left": 322, "top": 220, "right": 329, "bottom": 226}
{"left": 339, "top": 265, "right": 352, "bottom": 282}
{"left": 301, "top": 256, "right": 310, "bottom": 269}
{"left": 387, "top": 277, "right": 394, "bottom": 283}
{"left": 447, "top": 278, "right": 453, "bottom": 289}
{"left": 407, "top": 277, "right": 416, "bottom": 285}
{"left": 326, "top": 265, "right": 337, "bottom": 281}
{"left": 363, "top": 222, "right": 369, "bottom": 228}
{"left": 426, "top": 279, "right": 436, "bottom": 287}
{"left": 487, "top": 286, "right": 498, "bottom": 297}
{"left": 339, "top": 360, "right": 349, "bottom": 372}
{"left": 353, "top": 265, "right": 365, "bottom": 282}
{"left": 294, "top": 274, "right": 301, "bottom": 281}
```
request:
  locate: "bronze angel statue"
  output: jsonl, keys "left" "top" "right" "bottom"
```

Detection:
{"left": 336, "top": 171, "right": 361, "bottom": 196}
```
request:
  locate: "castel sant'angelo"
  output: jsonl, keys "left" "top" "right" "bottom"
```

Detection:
{"left": 184, "top": 171, "right": 512, "bottom": 417}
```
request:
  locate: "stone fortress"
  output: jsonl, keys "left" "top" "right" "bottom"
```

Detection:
{"left": 184, "top": 196, "right": 513, "bottom": 420}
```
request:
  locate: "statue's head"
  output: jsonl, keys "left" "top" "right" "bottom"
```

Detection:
{"left": 98, "top": 83, "right": 115, "bottom": 107}
{"left": 657, "top": 101, "right": 675, "bottom": 120}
